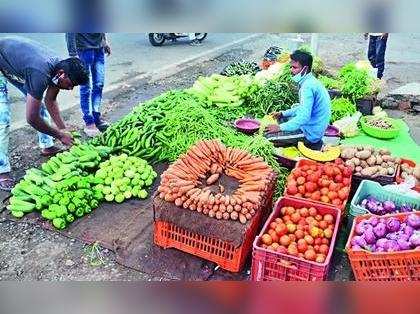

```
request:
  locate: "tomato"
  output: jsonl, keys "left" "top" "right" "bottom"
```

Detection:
{"left": 287, "top": 185, "right": 298, "bottom": 195}
{"left": 293, "top": 168, "right": 303, "bottom": 177}
{"left": 332, "top": 198, "right": 342, "bottom": 206}
{"left": 304, "top": 192, "right": 312, "bottom": 199}
{"left": 320, "top": 195, "right": 330, "bottom": 203}
{"left": 271, "top": 242, "right": 280, "bottom": 251}
{"left": 287, "top": 244, "right": 298, "bottom": 256}
{"left": 299, "top": 207, "right": 309, "bottom": 217}
{"left": 305, "top": 216, "right": 316, "bottom": 224}
{"left": 310, "top": 165, "right": 317, "bottom": 171}
{"left": 290, "top": 212, "right": 301, "bottom": 224}
{"left": 305, "top": 182, "right": 317, "bottom": 193}
{"left": 297, "top": 241, "right": 308, "bottom": 253}
{"left": 275, "top": 217, "right": 283, "bottom": 224}
{"left": 324, "top": 228, "right": 333, "bottom": 239}
{"left": 285, "top": 207, "right": 295, "bottom": 215}
{"left": 318, "top": 220, "right": 328, "bottom": 230}
{"left": 315, "top": 214, "right": 323, "bottom": 222}
{"left": 308, "top": 207, "right": 317, "bottom": 216}
{"left": 262, "top": 234, "right": 273, "bottom": 245}
{"left": 304, "top": 235, "right": 314, "bottom": 245}
{"left": 315, "top": 254, "right": 326, "bottom": 263}
{"left": 321, "top": 238, "right": 329, "bottom": 245}
{"left": 288, "top": 178, "right": 297, "bottom": 186}
{"left": 297, "top": 218, "right": 306, "bottom": 226}
{"left": 298, "top": 253, "right": 305, "bottom": 258}
{"left": 342, "top": 177, "right": 350, "bottom": 186}
{"left": 319, "top": 244, "right": 329, "bottom": 255}
{"left": 342, "top": 167, "right": 352, "bottom": 178}
{"left": 276, "top": 246, "right": 288, "bottom": 254}
{"left": 320, "top": 179, "right": 331, "bottom": 188}
{"left": 323, "top": 214, "right": 334, "bottom": 224}
{"left": 279, "top": 235, "right": 291, "bottom": 247}
{"left": 304, "top": 249, "right": 316, "bottom": 261}
{"left": 297, "top": 185, "right": 306, "bottom": 194}
{"left": 314, "top": 238, "right": 322, "bottom": 245}
{"left": 335, "top": 159, "right": 343, "bottom": 165}
{"left": 333, "top": 166, "right": 341, "bottom": 176}
{"left": 334, "top": 174, "right": 343, "bottom": 183}
{"left": 338, "top": 189, "right": 348, "bottom": 200}
{"left": 295, "top": 193, "right": 303, "bottom": 198}
{"left": 296, "top": 176, "right": 306, "bottom": 185}
{"left": 270, "top": 233, "right": 279, "bottom": 243}
{"left": 286, "top": 223, "right": 297, "bottom": 233}
{"left": 283, "top": 215, "right": 291, "bottom": 223}
{"left": 329, "top": 182, "right": 340, "bottom": 192}
{"left": 269, "top": 222, "right": 278, "bottom": 230}
{"left": 324, "top": 166, "right": 334, "bottom": 177}
{"left": 307, "top": 173, "right": 319, "bottom": 184}
{"left": 314, "top": 244, "right": 320, "bottom": 253}
{"left": 295, "top": 229, "right": 305, "bottom": 240}
{"left": 327, "top": 191, "right": 338, "bottom": 201}
{"left": 310, "top": 226, "right": 320, "bottom": 238}
{"left": 289, "top": 234, "right": 297, "bottom": 243}
{"left": 275, "top": 224, "right": 288, "bottom": 237}
{"left": 320, "top": 187, "right": 329, "bottom": 196}
{"left": 302, "top": 165, "right": 310, "bottom": 171}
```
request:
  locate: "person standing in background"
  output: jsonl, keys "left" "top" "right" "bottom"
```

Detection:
{"left": 364, "top": 33, "right": 389, "bottom": 79}
{"left": 65, "top": 33, "right": 111, "bottom": 137}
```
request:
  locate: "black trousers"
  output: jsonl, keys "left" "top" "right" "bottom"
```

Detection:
{"left": 368, "top": 35, "right": 387, "bottom": 79}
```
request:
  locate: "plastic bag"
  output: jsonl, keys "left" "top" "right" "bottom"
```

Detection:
{"left": 333, "top": 111, "right": 362, "bottom": 137}
{"left": 383, "top": 176, "right": 420, "bottom": 198}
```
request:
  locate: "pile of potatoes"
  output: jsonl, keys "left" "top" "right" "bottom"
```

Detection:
{"left": 340, "top": 145, "right": 400, "bottom": 178}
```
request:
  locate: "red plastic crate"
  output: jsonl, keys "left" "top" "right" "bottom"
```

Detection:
{"left": 396, "top": 159, "right": 420, "bottom": 193}
{"left": 154, "top": 182, "right": 276, "bottom": 273}
{"left": 251, "top": 197, "right": 341, "bottom": 281}
{"left": 346, "top": 212, "right": 420, "bottom": 281}
{"left": 284, "top": 159, "right": 352, "bottom": 213}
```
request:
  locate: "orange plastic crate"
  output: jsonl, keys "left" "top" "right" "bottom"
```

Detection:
{"left": 346, "top": 212, "right": 420, "bottom": 281}
{"left": 154, "top": 207, "right": 263, "bottom": 272}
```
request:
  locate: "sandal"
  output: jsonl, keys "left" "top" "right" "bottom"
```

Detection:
{"left": 41, "top": 146, "right": 63, "bottom": 157}
{"left": 0, "top": 177, "right": 15, "bottom": 192}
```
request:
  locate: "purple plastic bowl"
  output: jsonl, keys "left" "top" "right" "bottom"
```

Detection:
{"left": 234, "top": 118, "right": 261, "bottom": 134}
{"left": 325, "top": 125, "right": 340, "bottom": 137}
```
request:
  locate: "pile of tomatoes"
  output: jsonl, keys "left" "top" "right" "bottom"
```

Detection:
{"left": 285, "top": 160, "right": 352, "bottom": 207}
{"left": 260, "top": 205, "right": 336, "bottom": 263}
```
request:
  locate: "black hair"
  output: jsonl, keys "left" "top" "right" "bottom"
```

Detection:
{"left": 54, "top": 57, "right": 89, "bottom": 86}
{"left": 290, "top": 50, "right": 313, "bottom": 72}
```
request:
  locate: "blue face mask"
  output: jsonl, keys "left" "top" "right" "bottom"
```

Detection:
{"left": 292, "top": 67, "right": 308, "bottom": 84}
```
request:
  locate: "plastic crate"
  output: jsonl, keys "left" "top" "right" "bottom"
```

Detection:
{"left": 284, "top": 159, "right": 352, "bottom": 212}
{"left": 346, "top": 212, "right": 420, "bottom": 281}
{"left": 350, "top": 180, "right": 420, "bottom": 217}
{"left": 360, "top": 116, "right": 400, "bottom": 139}
{"left": 396, "top": 159, "right": 420, "bottom": 193}
{"left": 251, "top": 197, "right": 341, "bottom": 281}
{"left": 154, "top": 183, "right": 275, "bottom": 273}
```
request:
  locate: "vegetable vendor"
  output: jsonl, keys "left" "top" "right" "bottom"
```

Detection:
{"left": 0, "top": 36, "right": 89, "bottom": 191}
{"left": 265, "top": 50, "right": 331, "bottom": 150}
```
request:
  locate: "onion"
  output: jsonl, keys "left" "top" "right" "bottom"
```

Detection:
{"left": 352, "top": 245, "right": 362, "bottom": 251}
{"left": 383, "top": 200, "right": 396, "bottom": 213}
{"left": 351, "top": 235, "right": 367, "bottom": 248}
{"left": 376, "top": 238, "right": 388, "bottom": 249}
{"left": 355, "top": 222, "right": 366, "bottom": 236}
{"left": 375, "top": 247, "right": 385, "bottom": 252}
{"left": 407, "top": 214, "right": 420, "bottom": 229}
{"left": 397, "top": 239, "right": 411, "bottom": 251}
{"left": 386, "top": 218, "right": 401, "bottom": 233}
{"left": 364, "top": 229, "right": 376, "bottom": 244}
{"left": 385, "top": 240, "right": 400, "bottom": 252}
{"left": 368, "top": 216, "right": 379, "bottom": 227}
{"left": 409, "top": 232, "right": 420, "bottom": 247}
{"left": 373, "top": 223, "right": 386, "bottom": 238}
{"left": 403, "top": 225, "right": 414, "bottom": 237}
{"left": 399, "top": 204, "right": 413, "bottom": 213}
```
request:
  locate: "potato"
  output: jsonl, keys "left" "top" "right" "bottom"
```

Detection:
{"left": 351, "top": 157, "right": 361, "bottom": 166}
{"left": 361, "top": 166, "right": 378, "bottom": 177}
{"left": 379, "top": 168, "right": 388, "bottom": 176}
{"left": 365, "top": 145, "right": 374, "bottom": 152}
{"left": 355, "top": 150, "right": 372, "bottom": 160}
{"left": 379, "top": 148, "right": 390, "bottom": 155}
{"left": 357, "top": 145, "right": 365, "bottom": 151}
{"left": 361, "top": 160, "right": 368, "bottom": 168}
{"left": 341, "top": 148, "right": 357, "bottom": 159}
{"left": 387, "top": 167, "right": 395, "bottom": 175}
{"left": 394, "top": 158, "right": 401, "bottom": 164}
{"left": 387, "top": 161, "right": 395, "bottom": 167}
{"left": 367, "top": 156, "right": 377, "bottom": 166}
{"left": 375, "top": 156, "right": 383, "bottom": 165}
{"left": 345, "top": 160, "right": 355, "bottom": 169}
{"left": 381, "top": 162, "right": 388, "bottom": 168}
{"left": 355, "top": 172, "right": 362, "bottom": 176}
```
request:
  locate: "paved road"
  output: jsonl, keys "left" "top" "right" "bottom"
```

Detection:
{"left": 0, "top": 33, "right": 256, "bottom": 127}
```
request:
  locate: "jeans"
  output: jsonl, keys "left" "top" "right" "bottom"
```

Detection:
{"left": 78, "top": 48, "right": 105, "bottom": 125}
{"left": 0, "top": 73, "right": 54, "bottom": 173}
{"left": 368, "top": 35, "right": 387, "bottom": 79}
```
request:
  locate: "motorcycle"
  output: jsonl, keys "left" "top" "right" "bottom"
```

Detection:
{"left": 148, "top": 33, "right": 207, "bottom": 46}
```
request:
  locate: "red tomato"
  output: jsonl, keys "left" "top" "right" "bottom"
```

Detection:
{"left": 304, "top": 249, "right": 316, "bottom": 261}
{"left": 342, "top": 177, "right": 351, "bottom": 186}
{"left": 299, "top": 207, "right": 309, "bottom": 217}
{"left": 323, "top": 214, "right": 334, "bottom": 224}
{"left": 314, "top": 238, "right": 322, "bottom": 245}
{"left": 279, "top": 235, "right": 291, "bottom": 247}
{"left": 318, "top": 220, "right": 328, "bottom": 230}
{"left": 297, "top": 185, "right": 306, "bottom": 194}
{"left": 319, "top": 244, "right": 329, "bottom": 255}
{"left": 270, "top": 232, "right": 279, "bottom": 243}
{"left": 295, "top": 193, "right": 303, "bottom": 198}
{"left": 320, "top": 187, "right": 329, "bottom": 196}
{"left": 310, "top": 165, "right": 317, "bottom": 171}
{"left": 314, "top": 244, "right": 320, "bottom": 253}
{"left": 297, "top": 241, "right": 308, "bottom": 253}
{"left": 302, "top": 165, "right": 310, "bottom": 172}
{"left": 324, "top": 166, "right": 334, "bottom": 177}
{"left": 311, "top": 191, "right": 321, "bottom": 201}
{"left": 334, "top": 174, "right": 343, "bottom": 183}
{"left": 329, "top": 182, "right": 340, "bottom": 192}
{"left": 327, "top": 191, "right": 338, "bottom": 201}
{"left": 306, "top": 182, "right": 318, "bottom": 193}
{"left": 320, "top": 179, "right": 331, "bottom": 188}
{"left": 332, "top": 198, "right": 342, "bottom": 206}
{"left": 324, "top": 228, "right": 333, "bottom": 239}
{"left": 334, "top": 159, "right": 343, "bottom": 165}
{"left": 305, "top": 216, "right": 316, "bottom": 224}
{"left": 276, "top": 246, "right": 288, "bottom": 254}
{"left": 315, "top": 214, "right": 323, "bottom": 222}
{"left": 287, "top": 223, "right": 297, "bottom": 233}
{"left": 333, "top": 166, "right": 341, "bottom": 176}
{"left": 289, "top": 234, "right": 297, "bottom": 243}
{"left": 320, "top": 195, "right": 330, "bottom": 203}
{"left": 304, "top": 192, "right": 312, "bottom": 199}
{"left": 315, "top": 254, "right": 326, "bottom": 263}
{"left": 275, "top": 218, "right": 283, "bottom": 224}
{"left": 296, "top": 177, "right": 306, "bottom": 185}
{"left": 287, "top": 244, "right": 298, "bottom": 256}
{"left": 321, "top": 238, "right": 329, "bottom": 245}
{"left": 308, "top": 207, "right": 317, "bottom": 216}
{"left": 304, "top": 235, "right": 314, "bottom": 245}
{"left": 342, "top": 167, "right": 352, "bottom": 178}
{"left": 269, "top": 222, "right": 278, "bottom": 230}
{"left": 286, "top": 207, "right": 295, "bottom": 215}
{"left": 293, "top": 169, "right": 303, "bottom": 178}
{"left": 290, "top": 212, "right": 301, "bottom": 224}
{"left": 287, "top": 185, "right": 298, "bottom": 195}
{"left": 338, "top": 188, "right": 348, "bottom": 200}
{"left": 295, "top": 229, "right": 305, "bottom": 240}
{"left": 288, "top": 179, "right": 297, "bottom": 186}
{"left": 275, "top": 223, "right": 288, "bottom": 237}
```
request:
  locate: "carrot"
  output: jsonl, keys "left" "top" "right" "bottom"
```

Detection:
{"left": 164, "top": 193, "right": 175, "bottom": 202}
{"left": 174, "top": 198, "right": 183, "bottom": 207}
{"left": 219, "top": 204, "right": 226, "bottom": 212}
{"left": 239, "top": 213, "right": 247, "bottom": 224}
{"left": 212, "top": 204, "right": 219, "bottom": 212}
{"left": 159, "top": 192, "right": 165, "bottom": 199}
{"left": 226, "top": 205, "right": 234, "bottom": 213}
{"left": 210, "top": 163, "right": 218, "bottom": 174}
{"left": 189, "top": 204, "right": 196, "bottom": 211}
{"left": 186, "top": 188, "right": 200, "bottom": 197}
{"left": 237, "top": 157, "right": 263, "bottom": 166}
{"left": 224, "top": 195, "right": 231, "bottom": 206}
{"left": 178, "top": 185, "right": 195, "bottom": 195}
{"left": 206, "top": 173, "right": 220, "bottom": 185}
{"left": 181, "top": 195, "right": 187, "bottom": 202}
{"left": 229, "top": 197, "right": 236, "bottom": 206}
{"left": 208, "top": 194, "right": 215, "bottom": 205}
{"left": 234, "top": 204, "right": 242, "bottom": 212}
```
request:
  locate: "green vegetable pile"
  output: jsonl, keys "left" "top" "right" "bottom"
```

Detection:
{"left": 220, "top": 61, "right": 260, "bottom": 76}
{"left": 95, "top": 154, "right": 157, "bottom": 203}
{"left": 330, "top": 97, "right": 357, "bottom": 123}
{"left": 319, "top": 75, "right": 343, "bottom": 90}
{"left": 338, "top": 63, "right": 372, "bottom": 101}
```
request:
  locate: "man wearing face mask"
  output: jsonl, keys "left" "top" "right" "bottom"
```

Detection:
{"left": 265, "top": 50, "right": 331, "bottom": 151}
{"left": 0, "top": 36, "right": 89, "bottom": 190}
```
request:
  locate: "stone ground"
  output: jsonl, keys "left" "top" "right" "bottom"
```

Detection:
{"left": 0, "top": 33, "right": 418, "bottom": 281}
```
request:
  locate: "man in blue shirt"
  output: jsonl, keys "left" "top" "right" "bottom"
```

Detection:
{"left": 265, "top": 50, "right": 331, "bottom": 150}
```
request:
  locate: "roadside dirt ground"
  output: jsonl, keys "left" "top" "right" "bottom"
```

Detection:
{"left": 0, "top": 34, "right": 418, "bottom": 281}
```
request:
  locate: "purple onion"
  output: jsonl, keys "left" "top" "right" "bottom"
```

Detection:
{"left": 383, "top": 200, "right": 396, "bottom": 213}
{"left": 385, "top": 240, "right": 400, "bottom": 252}
{"left": 397, "top": 239, "right": 411, "bottom": 251}
{"left": 386, "top": 218, "right": 401, "bottom": 233}
{"left": 376, "top": 238, "right": 388, "bottom": 249}
{"left": 368, "top": 216, "right": 379, "bottom": 227}
{"left": 364, "top": 228, "right": 376, "bottom": 244}
{"left": 373, "top": 223, "right": 386, "bottom": 238}
{"left": 407, "top": 214, "right": 420, "bottom": 229}
{"left": 409, "top": 232, "right": 420, "bottom": 247}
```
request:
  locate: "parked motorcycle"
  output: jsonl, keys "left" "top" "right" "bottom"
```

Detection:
{"left": 148, "top": 33, "right": 207, "bottom": 46}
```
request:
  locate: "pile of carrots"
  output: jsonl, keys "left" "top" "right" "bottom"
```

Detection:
{"left": 158, "top": 140, "right": 276, "bottom": 224}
